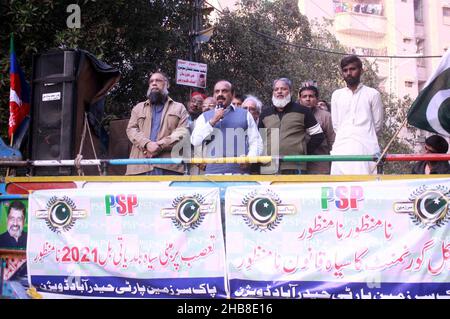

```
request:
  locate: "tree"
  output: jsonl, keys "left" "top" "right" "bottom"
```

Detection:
{"left": 379, "top": 95, "right": 418, "bottom": 174}
{"left": 1, "top": 0, "right": 416, "bottom": 175}
{"left": 202, "top": 0, "right": 379, "bottom": 106}
{"left": 0, "top": 0, "right": 195, "bottom": 139}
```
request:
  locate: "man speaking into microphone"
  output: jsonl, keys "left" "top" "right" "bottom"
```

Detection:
{"left": 191, "top": 80, "right": 263, "bottom": 174}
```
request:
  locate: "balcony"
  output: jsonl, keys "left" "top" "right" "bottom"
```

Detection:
{"left": 334, "top": 12, "right": 387, "bottom": 38}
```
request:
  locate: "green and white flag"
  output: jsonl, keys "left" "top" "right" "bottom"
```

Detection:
{"left": 407, "top": 50, "right": 450, "bottom": 137}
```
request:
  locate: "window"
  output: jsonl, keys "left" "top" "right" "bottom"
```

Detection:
{"left": 444, "top": 7, "right": 450, "bottom": 25}
{"left": 333, "top": 0, "right": 384, "bottom": 16}
{"left": 416, "top": 38, "right": 424, "bottom": 54}
{"left": 444, "top": 7, "right": 450, "bottom": 17}
{"left": 414, "top": 0, "right": 423, "bottom": 23}
{"left": 416, "top": 38, "right": 425, "bottom": 67}
{"left": 417, "top": 57, "right": 426, "bottom": 68}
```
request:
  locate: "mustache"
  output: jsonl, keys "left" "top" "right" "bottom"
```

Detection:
{"left": 272, "top": 94, "right": 291, "bottom": 108}
{"left": 344, "top": 76, "right": 359, "bottom": 84}
{"left": 146, "top": 87, "right": 169, "bottom": 99}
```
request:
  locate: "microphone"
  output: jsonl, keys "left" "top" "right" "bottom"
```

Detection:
{"left": 214, "top": 102, "right": 226, "bottom": 123}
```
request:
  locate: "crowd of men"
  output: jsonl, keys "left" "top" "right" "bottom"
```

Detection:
{"left": 125, "top": 55, "right": 450, "bottom": 176}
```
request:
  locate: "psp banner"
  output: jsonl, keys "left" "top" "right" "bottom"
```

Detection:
{"left": 225, "top": 178, "right": 450, "bottom": 299}
{"left": 27, "top": 187, "right": 227, "bottom": 298}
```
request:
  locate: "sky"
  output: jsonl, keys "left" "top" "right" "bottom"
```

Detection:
{"left": 207, "top": 0, "right": 239, "bottom": 12}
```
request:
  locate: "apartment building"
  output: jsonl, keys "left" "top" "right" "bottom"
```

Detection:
{"left": 299, "top": 0, "right": 450, "bottom": 100}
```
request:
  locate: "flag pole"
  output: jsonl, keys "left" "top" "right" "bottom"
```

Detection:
{"left": 6, "top": 134, "right": 14, "bottom": 178}
{"left": 6, "top": 34, "right": 14, "bottom": 178}
{"left": 372, "top": 117, "right": 408, "bottom": 173}
{"left": 9, "top": 33, "right": 14, "bottom": 150}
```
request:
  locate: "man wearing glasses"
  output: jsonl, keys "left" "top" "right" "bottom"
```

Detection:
{"left": 187, "top": 92, "right": 207, "bottom": 131}
{"left": 126, "top": 71, "right": 189, "bottom": 175}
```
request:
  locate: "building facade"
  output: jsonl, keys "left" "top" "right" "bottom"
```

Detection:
{"left": 299, "top": 0, "right": 450, "bottom": 100}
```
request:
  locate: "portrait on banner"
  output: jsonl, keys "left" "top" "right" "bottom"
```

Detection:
{"left": 0, "top": 200, "right": 28, "bottom": 250}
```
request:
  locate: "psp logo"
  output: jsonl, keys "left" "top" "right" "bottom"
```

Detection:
{"left": 321, "top": 186, "right": 364, "bottom": 211}
{"left": 414, "top": 190, "right": 448, "bottom": 225}
{"left": 161, "top": 194, "right": 215, "bottom": 231}
{"left": 36, "top": 196, "right": 88, "bottom": 233}
{"left": 230, "top": 189, "right": 296, "bottom": 231}
{"left": 393, "top": 185, "right": 450, "bottom": 228}
{"left": 105, "top": 194, "right": 138, "bottom": 216}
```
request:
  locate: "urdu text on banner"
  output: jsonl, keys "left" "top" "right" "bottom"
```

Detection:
{"left": 27, "top": 187, "right": 227, "bottom": 298}
{"left": 225, "top": 178, "right": 450, "bottom": 299}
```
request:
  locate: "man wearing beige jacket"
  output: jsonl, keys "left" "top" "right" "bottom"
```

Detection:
{"left": 126, "top": 71, "right": 189, "bottom": 175}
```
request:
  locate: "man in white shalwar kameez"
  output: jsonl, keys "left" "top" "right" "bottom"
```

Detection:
{"left": 330, "top": 55, "right": 384, "bottom": 175}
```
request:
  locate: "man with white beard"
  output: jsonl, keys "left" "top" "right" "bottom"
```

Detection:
{"left": 259, "top": 78, "right": 324, "bottom": 174}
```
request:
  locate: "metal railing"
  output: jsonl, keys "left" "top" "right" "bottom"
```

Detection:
{"left": 2, "top": 154, "right": 450, "bottom": 175}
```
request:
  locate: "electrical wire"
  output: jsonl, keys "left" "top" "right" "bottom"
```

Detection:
{"left": 204, "top": 0, "right": 443, "bottom": 59}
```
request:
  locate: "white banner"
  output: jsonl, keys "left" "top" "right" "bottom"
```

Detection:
{"left": 225, "top": 178, "right": 450, "bottom": 299}
{"left": 27, "top": 187, "right": 227, "bottom": 298}
{"left": 176, "top": 59, "right": 207, "bottom": 88}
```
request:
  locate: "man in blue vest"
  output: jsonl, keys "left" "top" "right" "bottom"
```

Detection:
{"left": 191, "top": 80, "right": 263, "bottom": 174}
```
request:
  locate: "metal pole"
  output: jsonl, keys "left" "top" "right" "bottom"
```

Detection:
{"left": 190, "top": 1, "right": 197, "bottom": 62}
{"left": 372, "top": 117, "right": 408, "bottom": 173}
{"left": 101, "top": 161, "right": 108, "bottom": 176}
{"left": 282, "top": 155, "right": 376, "bottom": 162}
{"left": 191, "top": 0, "right": 204, "bottom": 62}
{"left": 0, "top": 258, "right": 5, "bottom": 296}
{"left": 3, "top": 154, "right": 450, "bottom": 169}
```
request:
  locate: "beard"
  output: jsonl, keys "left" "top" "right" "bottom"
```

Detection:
{"left": 344, "top": 76, "right": 360, "bottom": 87}
{"left": 272, "top": 94, "right": 292, "bottom": 109}
{"left": 147, "top": 88, "right": 168, "bottom": 105}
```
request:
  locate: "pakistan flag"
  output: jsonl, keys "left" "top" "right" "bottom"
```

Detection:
{"left": 407, "top": 50, "right": 450, "bottom": 137}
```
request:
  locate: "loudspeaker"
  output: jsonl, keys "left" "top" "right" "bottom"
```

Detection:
{"left": 29, "top": 49, "right": 120, "bottom": 176}
{"left": 30, "top": 50, "right": 80, "bottom": 175}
